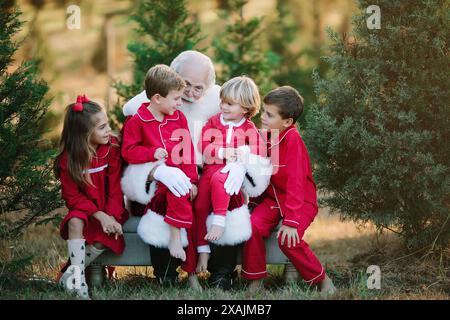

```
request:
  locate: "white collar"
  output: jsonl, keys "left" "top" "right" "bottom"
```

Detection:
{"left": 220, "top": 114, "right": 246, "bottom": 127}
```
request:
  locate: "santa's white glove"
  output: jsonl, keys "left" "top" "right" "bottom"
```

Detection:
{"left": 153, "top": 165, "right": 192, "bottom": 197}
{"left": 221, "top": 162, "right": 246, "bottom": 195}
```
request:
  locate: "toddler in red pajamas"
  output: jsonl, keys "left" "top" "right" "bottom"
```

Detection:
{"left": 242, "top": 86, "right": 336, "bottom": 294}
{"left": 121, "top": 65, "right": 198, "bottom": 267}
{"left": 195, "top": 76, "right": 266, "bottom": 289}
{"left": 55, "top": 95, "right": 129, "bottom": 299}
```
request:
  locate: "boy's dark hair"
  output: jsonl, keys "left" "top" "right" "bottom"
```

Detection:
{"left": 145, "top": 64, "right": 186, "bottom": 99}
{"left": 263, "top": 86, "right": 304, "bottom": 122}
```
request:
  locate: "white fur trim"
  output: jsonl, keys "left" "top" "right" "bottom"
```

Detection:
{"left": 120, "top": 161, "right": 162, "bottom": 205}
{"left": 137, "top": 209, "right": 188, "bottom": 248}
{"left": 238, "top": 145, "right": 272, "bottom": 198}
{"left": 206, "top": 205, "right": 251, "bottom": 246}
{"left": 123, "top": 90, "right": 148, "bottom": 117}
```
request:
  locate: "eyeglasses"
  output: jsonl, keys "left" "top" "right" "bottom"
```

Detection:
{"left": 184, "top": 81, "right": 205, "bottom": 95}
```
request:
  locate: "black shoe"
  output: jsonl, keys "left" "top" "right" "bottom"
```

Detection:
{"left": 149, "top": 245, "right": 181, "bottom": 287}
{"left": 209, "top": 272, "right": 233, "bottom": 290}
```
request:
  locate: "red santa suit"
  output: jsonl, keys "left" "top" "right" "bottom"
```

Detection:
{"left": 195, "top": 113, "right": 268, "bottom": 250}
{"left": 59, "top": 136, "right": 129, "bottom": 255}
{"left": 241, "top": 125, "right": 325, "bottom": 285}
{"left": 120, "top": 86, "right": 272, "bottom": 274}
{"left": 121, "top": 103, "right": 198, "bottom": 230}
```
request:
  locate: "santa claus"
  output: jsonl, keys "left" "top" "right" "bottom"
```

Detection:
{"left": 120, "top": 50, "right": 272, "bottom": 290}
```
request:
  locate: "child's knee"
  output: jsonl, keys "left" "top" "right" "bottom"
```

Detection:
{"left": 93, "top": 242, "right": 105, "bottom": 250}
{"left": 68, "top": 217, "right": 84, "bottom": 233}
{"left": 211, "top": 170, "right": 228, "bottom": 186}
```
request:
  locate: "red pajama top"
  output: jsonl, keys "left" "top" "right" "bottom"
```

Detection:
{"left": 199, "top": 113, "right": 266, "bottom": 167}
{"left": 255, "top": 125, "right": 318, "bottom": 228}
{"left": 59, "top": 136, "right": 128, "bottom": 222}
{"left": 121, "top": 103, "right": 198, "bottom": 184}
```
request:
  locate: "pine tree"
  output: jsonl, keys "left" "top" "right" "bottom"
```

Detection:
{"left": 304, "top": 0, "right": 450, "bottom": 249}
{"left": 213, "top": 0, "right": 280, "bottom": 98}
{"left": 0, "top": 7, "right": 62, "bottom": 282}
{"left": 111, "top": 0, "right": 203, "bottom": 128}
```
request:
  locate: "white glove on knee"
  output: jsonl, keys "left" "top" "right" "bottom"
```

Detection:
{"left": 221, "top": 162, "right": 246, "bottom": 195}
{"left": 153, "top": 164, "right": 192, "bottom": 197}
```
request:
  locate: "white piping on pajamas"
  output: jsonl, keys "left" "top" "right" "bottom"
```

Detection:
{"left": 164, "top": 214, "right": 192, "bottom": 225}
{"left": 84, "top": 164, "right": 108, "bottom": 174}
{"left": 158, "top": 112, "right": 180, "bottom": 151}
{"left": 220, "top": 114, "right": 246, "bottom": 145}
{"left": 137, "top": 108, "right": 180, "bottom": 152}
{"left": 268, "top": 127, "right": 296, "bottom": 150}
{"left": 271, "top": 184, "right": 284, "bottom": 218}
{"left": 304, "top": 267, "right": 324, "bottom": 284}
{"left": 241, "top": 269, "right": 267, "bottom": 275}
{"left": 284, "top": 219, "right": 300, "bottom": 226}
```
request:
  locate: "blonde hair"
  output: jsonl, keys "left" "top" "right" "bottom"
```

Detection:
{"left": 145, "top": 64, "right": 186, "bottom": 99}
{"left": 220, "top": 76, "right": 261, "bottom": 118}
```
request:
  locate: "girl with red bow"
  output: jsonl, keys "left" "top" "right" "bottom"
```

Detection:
{"left": 54, "top": 95, "right": 129, "bottom": 299}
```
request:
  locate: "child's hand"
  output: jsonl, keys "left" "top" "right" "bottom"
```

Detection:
{"left": 93, "top": 211, "right": 122, "bottom": 238}
{"left": 154, "top": 148, "right": 168, "bottom": 160}
{"left": 223, "top": 148, "right": 238, "bottom": 162}
{"left": 235, "top": 148, "right": 245, "bottom": 161}
{"left": 111, "top": 220, "right": 123, "bottom": 240}
{"left": 277, "top": 225, "right": 300, "bottom": 248}
{"left": 190, "top": 184, "right": 198, "bottom": 201}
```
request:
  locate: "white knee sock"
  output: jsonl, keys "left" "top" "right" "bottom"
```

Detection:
{"left": 66, "top": 239, "right": 89, "bottom": 299}
{"left": 85, "top": 245, "right": 105, "bottom": 267}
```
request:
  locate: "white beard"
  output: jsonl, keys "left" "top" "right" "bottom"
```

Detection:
{"left": 122, "top": 85, "right": 221, "bottom": 167}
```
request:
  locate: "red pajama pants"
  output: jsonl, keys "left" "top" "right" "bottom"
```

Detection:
{"left": 194, "top": 165, "right": 245, "bottom": 248}
{"left": 241, "top": 198, "right": 325, "bottom": 285}
{"left": 148, "top": 182, "right": 197, "bottom": 273}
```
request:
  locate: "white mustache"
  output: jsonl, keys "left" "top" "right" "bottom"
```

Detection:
{"left": 182, "top": 94, "right": 195, "bottom": 103}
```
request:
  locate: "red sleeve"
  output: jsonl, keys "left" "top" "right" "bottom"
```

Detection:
{"left": 105, "top": 143, "right": 129, "bottom": 224}
{"left": 59, "top": 156, "right": 98, "bottom": 217}
{"left": 121, "top": 116, "right": 158, "bottom": 164}
{"left": 282, "top": 133, "right": 306, "bottom": 228}
{"left": 178, "top": 112, "right": 198, "bottom": 184}
{"left": 199, "top": 117, "right": 224, "bottom": 163}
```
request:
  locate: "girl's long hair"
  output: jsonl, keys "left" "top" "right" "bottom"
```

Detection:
{"left": 54, "top": 101, "right": 103, "bottom": 187}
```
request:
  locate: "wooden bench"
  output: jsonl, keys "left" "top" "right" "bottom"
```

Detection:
{"left": 89, "top": 216, "right": 291, "bottom": 286}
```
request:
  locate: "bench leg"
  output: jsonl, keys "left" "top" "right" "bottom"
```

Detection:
{"left": 87, "top": 265, "right": 105, "bottom": 288}
{"left": 283, "top": 261, "right": 300, "bottom": 282}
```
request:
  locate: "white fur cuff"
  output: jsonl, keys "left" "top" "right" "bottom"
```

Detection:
{"left": 137, "top": 209, "right": 189, "bottom": 248}
{"left": 238, "top": 146, "right": 272, "bottom": 198}
{"left": 120, "top": 161, "right": 162, "bottom": 205}
{"left": 206, "top": 205, "right": 251, "bottom": 246}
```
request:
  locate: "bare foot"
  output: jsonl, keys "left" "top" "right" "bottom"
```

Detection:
{"left": 247, "top": 279, "right": 264, "bottom": 295}
{"left": 196, "top": 252, "right": 210, "bottom": 273}
{"left": 205, "top": 225, "right": 225, "bottom": 241}
{"left": 168, "top": 226, "right": 186, "bottom": 261}
{"left": 188, "top": 274, "right": 203, "bottom": 291}
{"left": 319, "top": 274, "right": 337, "bottom": 295}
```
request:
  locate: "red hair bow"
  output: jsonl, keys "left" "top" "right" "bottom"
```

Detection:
{"left": 73, "top": 94, "right": 90, "bottom": 112}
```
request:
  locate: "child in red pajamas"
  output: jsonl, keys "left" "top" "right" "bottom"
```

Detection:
{"left": 195, "top": 76, "right": 265, "bottom": 289}
{"left": 121, "top": 65, "right": 199, "bottom": 283}
{"left": 54, "top": 95, "right": 129, "bottom": 299}
{"left": 242, "top": 86, "right": 336, "bottom": 294}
